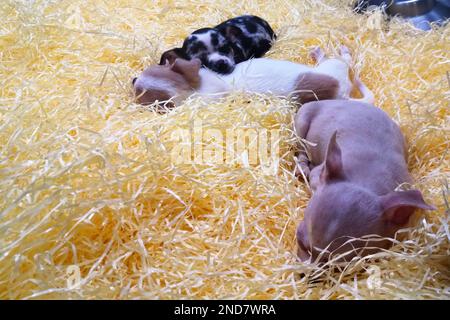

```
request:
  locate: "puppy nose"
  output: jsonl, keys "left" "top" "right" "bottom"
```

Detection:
{"left": 132, "top": 77, "right": 137, "bottom": 85}
{"left": 216, "top": 60, "right": 228, "bottom": 72}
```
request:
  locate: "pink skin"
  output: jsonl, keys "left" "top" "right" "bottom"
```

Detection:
{"left": 294, "top": 100, "right": 436, "bottom": 263}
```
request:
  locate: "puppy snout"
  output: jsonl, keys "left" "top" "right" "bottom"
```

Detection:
{"left": 216, "top": 59, "right": 231, "bottom": 73}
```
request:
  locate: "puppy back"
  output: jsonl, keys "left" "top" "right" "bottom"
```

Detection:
{"left": 293, "top": 72, "right": 340, "bottom": 105}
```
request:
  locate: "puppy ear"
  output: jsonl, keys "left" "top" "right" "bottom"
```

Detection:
{"left": 223, "top": 25, "right": 242, "bottom": 42}
{"left": 171, "top": 58, "right": 201, "bottom": 88}
{"left": 320, "top": 131, "right": 344, "bottom": 183}
{"left": 380, "top": 190, "right": 436, "bottom": 226}
{"left": 159, "top": 48, "right": 187, "bottom": 65}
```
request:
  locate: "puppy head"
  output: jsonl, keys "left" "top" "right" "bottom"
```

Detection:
{"left": 297, "top": 184, "right": 435, "bottom": 263}
{"left": 132, "top": 58, "right": 201, "bottom": 106}
{"left": 183, "top": 29, "right": 236, "bottom": 74}
{"left": 297, "top": 132, "right": 435, "bottom": 262}
{"left": 205, "top": 51, "right": 235, "bottom": 74}
{"left": 296, "top": 132, "right": 436, "bottom": 263}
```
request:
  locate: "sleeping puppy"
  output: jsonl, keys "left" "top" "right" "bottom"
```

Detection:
{"left": 159, "top": 15, "right": 276, "bottom": 74}
{"left": 294, "top": 100, "right": 436, "bottom": 263}
{"left": 133, "top": 46, "right": 374, "bottom": 107}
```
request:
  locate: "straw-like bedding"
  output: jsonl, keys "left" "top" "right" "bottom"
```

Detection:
{"left": 0, "top": 0, "right": 449, "bottom": 299}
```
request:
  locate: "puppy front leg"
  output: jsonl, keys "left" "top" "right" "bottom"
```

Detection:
{"left": 293, "top": 103, "right": 318, "bottom": 180}
{"left": 295, "top": 151, "right": 311, "bottom": 180}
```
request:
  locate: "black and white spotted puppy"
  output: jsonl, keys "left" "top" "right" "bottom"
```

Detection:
{"left": 159, "top": 15, "right": 277, "bottom": 74}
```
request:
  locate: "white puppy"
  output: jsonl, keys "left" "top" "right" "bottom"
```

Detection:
{"left": 132, "top": 46, "right": 374, "bottom": 108}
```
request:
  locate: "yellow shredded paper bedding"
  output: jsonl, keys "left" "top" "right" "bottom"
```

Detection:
{"left": 0, "top": 0, "right": 449, "bottom": 299}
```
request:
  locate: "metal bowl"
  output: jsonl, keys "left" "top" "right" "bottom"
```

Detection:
{"left": 354, "top": 0, "right": 450, "bottom": 30}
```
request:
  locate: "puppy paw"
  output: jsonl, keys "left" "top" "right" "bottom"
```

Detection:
{"left": 294, "top": 161, "right": 310, "bottom": 180}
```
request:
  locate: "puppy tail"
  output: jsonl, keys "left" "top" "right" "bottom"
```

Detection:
{"left": 349, "top": 75, "right": 374, "bottom": 104}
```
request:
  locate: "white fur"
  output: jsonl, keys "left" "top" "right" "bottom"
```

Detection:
{"left": 190, "top": 33, "right": 214, "bottom": 52}
{"left": 196, "top": 57, "right": 353, "bottom": 99}
{"left": 208, "top": 52, "right": 233, "bottom": 64}
{"left": 197, "top": 69, "right": 230, "bottom": 97}
{"left": 313, "top": 58, "right": 352, "bottom": 99}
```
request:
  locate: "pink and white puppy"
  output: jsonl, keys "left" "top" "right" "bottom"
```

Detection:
{"left": 132, "top": 46, "right": 374, "bottom": 107}
{"left": 294, "top": 100, "right": 436, "bottom": 263}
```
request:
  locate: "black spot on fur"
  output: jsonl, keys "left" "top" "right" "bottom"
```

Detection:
{"left": 254, "top": 39, "right": 272, "bottom": 58}
{"left": 244, "top": 21, "right": 257, "bottom": 33}
{"left": 239, "top": 36, "right": 253, "bottom": 55}
{"left": 211, "top": 33, "right": 219, "bottom": 46}
{"left": 186, "top": 41, "right": 207, "bottom": 55}
{"left": 218, "top": 45, "right": 232, "bottom": 55}
{"left": 230, "top": 44, "right": 245, "bottom": 63}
